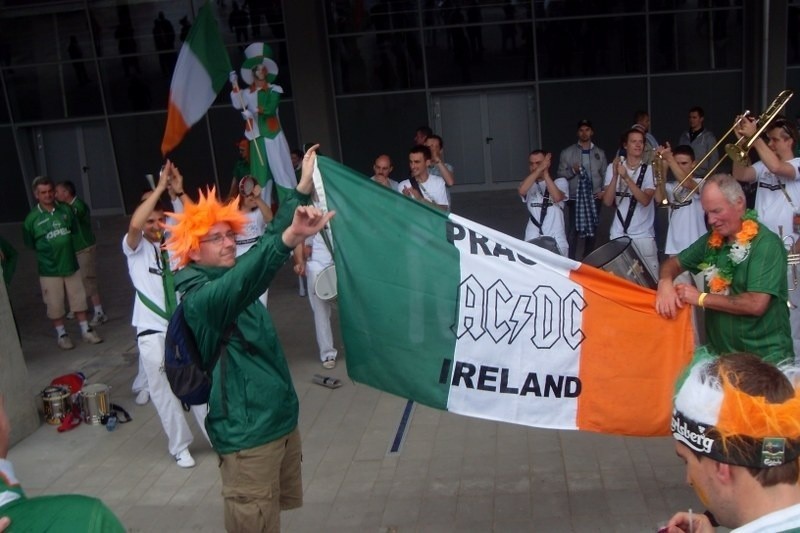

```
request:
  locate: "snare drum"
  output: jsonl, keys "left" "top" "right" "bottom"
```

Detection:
{"left": 41, "top": 386, "right": 71, "bottom": 425}
{"left": 582, "top": 236, "right": 657, "bottom": 289}
{"left": 80, "top": 383, "right": 111, "bottom": 425}
{"left": 314, "top": 264, "right": 338, "bottom": 301}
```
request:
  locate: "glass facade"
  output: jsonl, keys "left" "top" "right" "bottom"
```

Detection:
{"left": 0, "top": 1, "right": 792, "bottom": 221}
{"left": 324, "top": 0, "right": 748, "bottom": 180}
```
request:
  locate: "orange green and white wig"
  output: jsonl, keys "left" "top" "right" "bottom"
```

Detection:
{"left": 672, "top": 350, "right": 800, "bottom": 468}
{"left": 163, "top": 188, "right": 247, "bottom": 268}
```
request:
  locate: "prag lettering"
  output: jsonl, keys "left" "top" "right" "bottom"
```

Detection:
{"left": 447, "top": 222, "right": 536, "bottom": 265}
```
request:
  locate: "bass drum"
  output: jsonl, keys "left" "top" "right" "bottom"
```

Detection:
{"left": 582, "top": 236, "right": 657, "bottom": 289}
{"left": 314, "top": 264, "right": 337, "bottom": 301}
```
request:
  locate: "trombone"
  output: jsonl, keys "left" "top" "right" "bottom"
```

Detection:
{"left": 673, "top": 89, "right": 795, "bottom": 203}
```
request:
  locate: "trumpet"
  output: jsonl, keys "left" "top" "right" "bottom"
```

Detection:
{"left": 652, "top": 151, "right": 670, "bottom": 208}
{"left": 673, "top": 89, "right": 795, "bottom": 203}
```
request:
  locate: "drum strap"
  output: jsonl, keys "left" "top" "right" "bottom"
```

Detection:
{"left": 528, "top": 185, "right": 551, "bottom": 230}
{"left": 615, "top": 164, "right": 647, "bottom": 234}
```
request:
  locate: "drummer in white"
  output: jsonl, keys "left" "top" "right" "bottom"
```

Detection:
{"left": 293, "top": 195, "right": 337, "bottom": 369}
{"left": 602, "top": 128, "right": 658, "bottom": 279}
{"left": 518, "top": 150, "right": 569, "bottom": 256}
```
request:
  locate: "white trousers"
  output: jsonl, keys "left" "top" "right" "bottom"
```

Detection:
{"left": 137, "top": 330, "right": 209, "bottom": 456}
{"left": 306, "top": 261, "right": 337, "bottom": 362}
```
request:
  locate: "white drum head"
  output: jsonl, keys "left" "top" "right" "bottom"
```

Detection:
{"left": 314, "top": 264, "right": 337, "bottom": 301}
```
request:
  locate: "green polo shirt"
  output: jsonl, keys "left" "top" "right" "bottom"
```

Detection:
{"left": 679, "top": 225, "right": 793, "bottom": 364}
{"left": 22, "top": 203, "right": 79, "bottom": 277}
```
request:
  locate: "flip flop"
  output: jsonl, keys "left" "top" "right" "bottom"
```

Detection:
{"left": 313, "top": 374, "right": 342, "bottom": 389}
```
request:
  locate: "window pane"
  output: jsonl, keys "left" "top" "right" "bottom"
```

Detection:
{"left": 425, "top": 22, "right": 534, "bottom": 87}
{"left": 1, "top": 13, "right": 60, "bottom": 66}
{"left": 537, "top": 16, "right": 646, "bottom": 79}
{"left": 0, "top": 126, "right": 28, "bottom": 222}
{"left": 336, "top": 92, "right": 429, "bottom": 175}
{"left": 650, "top": 10, "right": 741, "bottom": 73}
{"left": 326, "top": 0, "right": 418, "bottom": 34}
{"left": 6, "top": 65, "right": 66, "bottom": 121}
{"left": 330, "top": 32, "right": 425, "bottom": 94}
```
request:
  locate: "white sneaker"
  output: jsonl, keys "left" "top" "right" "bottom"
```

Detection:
{"left": 82, "top": 328, "right": 103, "bottom": 344}
{"left": 57, "top": 334, "right": 75, "bottom": 350}
{"left": 135, "top": 390, "right": 150, "bottom": 405}
{"left": 175, "top": 449, "right": 196, "bottom": 468}
{"left": 322, "top": 357, "right": 336, "bottom": 369}
{"left": 89, "top": 312, "right": 108, "bottom": 327}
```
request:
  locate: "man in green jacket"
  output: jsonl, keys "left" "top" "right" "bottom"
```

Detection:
{"left": 166, "top": 146, "right": 332, "bottom": 532}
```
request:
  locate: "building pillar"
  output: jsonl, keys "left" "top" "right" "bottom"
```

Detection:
{"left": 283, "top": 0, "right": 341, "bottom": 159}
{"left": 0, "top": 265, "right": 39, "bottom": 446}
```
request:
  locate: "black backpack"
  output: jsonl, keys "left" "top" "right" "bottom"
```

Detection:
{"left": 164, "top": 301, "right": 238, "bottom": 409}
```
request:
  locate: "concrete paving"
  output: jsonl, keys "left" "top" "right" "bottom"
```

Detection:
{"left": 0, "top": 190, "right": 701, "bottom": 532}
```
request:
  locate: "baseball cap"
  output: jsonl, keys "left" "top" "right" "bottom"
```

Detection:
{"left": 577, "top": 119, "right": 592, "bottom": 129}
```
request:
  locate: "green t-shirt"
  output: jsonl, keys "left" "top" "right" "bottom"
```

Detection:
{"left": 678, "top": 225, "right": 793, "bottom": 364}
{"left": 22, "top": 203, "right": 79, "bottom": 277}
{"left": 66, "top": 196, "right": 96, "bottom": 251}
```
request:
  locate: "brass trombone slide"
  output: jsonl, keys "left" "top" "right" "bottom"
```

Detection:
{"left": 673, "top": 89, "right": 795, "bottom": 203}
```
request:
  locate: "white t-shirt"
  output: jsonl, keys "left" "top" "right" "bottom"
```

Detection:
{"left": 235, "top": 208, "right": 266, "bottom": 257}
{"left": 732, "top": 502, "right": 800, "bottom": 532}
{"left": 123, "top": 234, "right": 170, "bottom": 331}
{"left": 665, "top": 181, "right": 707, "bottom": 255}
{"left": 371, "top": 175, "right": 401, "bottom": 192}
{"left": 521, "top": 178, "right": 569, "bottom": 255}
{"left": 398, "top": 174, "right": 450, "bottom": 209}
{"left": 753, "top": 157, "right": 800, "bottom": 238}
{"left": 604, "top": 162, "right": 656, "bottom": 239}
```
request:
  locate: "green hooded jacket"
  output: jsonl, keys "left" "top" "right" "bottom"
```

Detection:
{"left": 174, "top": 189, "right": 308, "bottom": 454}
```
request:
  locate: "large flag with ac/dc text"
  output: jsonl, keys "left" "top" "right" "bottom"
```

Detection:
{"left": 318, "top": 156, "right": 694, "bottom": 437}
{"left": 161, "top": 3, "right": 231, "bottom": 156}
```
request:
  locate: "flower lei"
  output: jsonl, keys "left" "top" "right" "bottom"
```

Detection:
{"left": 698, "top": 209, "right": 759, "bottom": 294}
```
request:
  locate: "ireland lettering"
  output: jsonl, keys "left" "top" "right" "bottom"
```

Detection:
{"left": 439, "top": 359, "right": 582, "bottom": 398}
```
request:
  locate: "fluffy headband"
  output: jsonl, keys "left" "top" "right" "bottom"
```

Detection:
{"left": 164, "top": 188, "right": 247, "bottom": 268}
{"left": 672, "top": 351, "right": 800, "bottom": 468}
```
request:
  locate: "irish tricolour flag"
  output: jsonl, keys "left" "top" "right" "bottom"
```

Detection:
{"left": 319, "top": 156, "right": 694, "bottom": 437}
{"left": 161, "top": 3, "right": 231, "bottom": 156}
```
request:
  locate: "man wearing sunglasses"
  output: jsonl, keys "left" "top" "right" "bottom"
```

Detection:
{"left": 733, "top": 115, "right": 800, "bottom": 358}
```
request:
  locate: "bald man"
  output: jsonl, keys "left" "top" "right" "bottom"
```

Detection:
{"left": 370, "top": 154, "right": 400, "bottom": 192}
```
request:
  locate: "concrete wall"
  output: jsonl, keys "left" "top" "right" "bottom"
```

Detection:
{"left": 0, "top": 264, "right": 39, "bottom": 445}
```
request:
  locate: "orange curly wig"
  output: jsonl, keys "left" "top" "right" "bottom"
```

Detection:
{"left": 164, "top": 187, "right": 248, "bottom": 268}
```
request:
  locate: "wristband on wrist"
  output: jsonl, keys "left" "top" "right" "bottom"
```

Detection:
{"left": 698, "top": 292, "right": 708, "bottom": 308}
